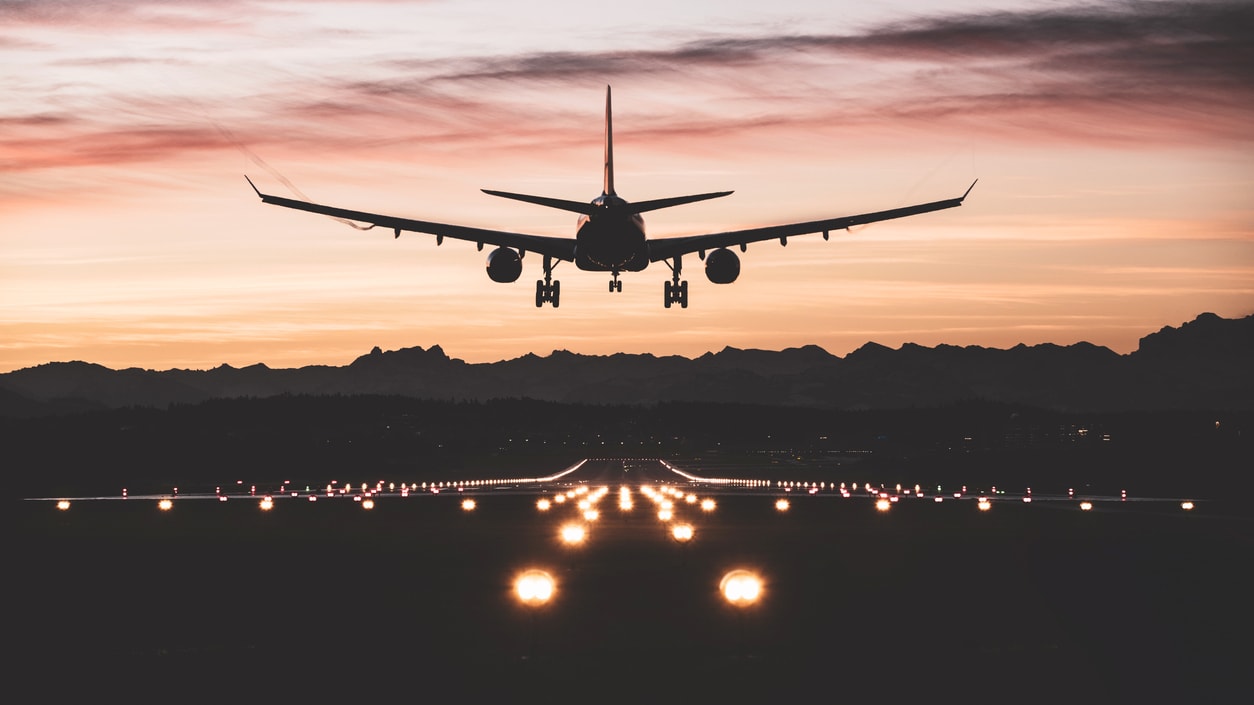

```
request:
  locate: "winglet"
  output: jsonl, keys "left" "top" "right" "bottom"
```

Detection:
{"left": 244, "top": 175, "right": 263, "bottom": 198}
{"left": 961, "top": 178, "right": 978, "bottom": 201}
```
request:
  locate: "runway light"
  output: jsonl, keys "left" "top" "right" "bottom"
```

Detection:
{"left": 56, "top": 500, "right": 70, "bottom": 511}
{"left": 515, "top": 569, "right": 555, "bottom": 606}
{"left": 462, "top": 498, "right": 476, "bottom": 511}
{"left": 775, "top": 499, "right": 790, "bottom": 512}
{"left": 158, "top": 498, "right": 173, "bottom": 511}
{"left": 875, "top": 498, "right": 891, "bottom": 512}
{"left": 560, "top": 524, "right": 586, "bottom": 546}
{"left": 536, "top": 498, "right": 551, "bottom": 511}
{"left": 1080, "top": 501, "right": 1093, "bottom": 511}
{"left": 720, "top": 570, "right": 763, "bottom": 607}
{"left": 671, "top": 524, "right": 695, "bottom": 542}
{"left": 1181, "top": 501, "right": 1194, "bottom": 511}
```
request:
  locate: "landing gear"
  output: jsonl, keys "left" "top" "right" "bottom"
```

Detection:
{"left": 663, "top": 256, "right": 688, "bottom": 309}
{"left": 535, "top": 255, "right": 560, "bottom": 308}
{"left": 608, "top": 270, "right": 622, "bottom": 293}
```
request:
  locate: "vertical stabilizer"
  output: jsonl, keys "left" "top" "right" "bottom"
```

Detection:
{"left": 603, "top": 85, "right": 615, "bottom": 196}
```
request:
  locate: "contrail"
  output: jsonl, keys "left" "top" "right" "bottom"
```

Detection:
{"left": 214, "top": 122, "right": 374, "bottom": 231}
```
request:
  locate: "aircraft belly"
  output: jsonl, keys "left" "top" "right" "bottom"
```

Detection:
{"left": 575, "top": 221, "right": 649, "bottom": 272}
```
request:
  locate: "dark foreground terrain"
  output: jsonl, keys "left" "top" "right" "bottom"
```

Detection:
{"left": 16, "top": 459, "right": 1254, "bottom": 703}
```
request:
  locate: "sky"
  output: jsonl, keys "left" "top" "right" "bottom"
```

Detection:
{"left": 2, "top": 0, "right": 1252, "bottom": 371}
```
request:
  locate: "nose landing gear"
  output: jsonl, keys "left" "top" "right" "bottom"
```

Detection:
{"left": 608, "top": 270, "right": 622, "bottom": 293}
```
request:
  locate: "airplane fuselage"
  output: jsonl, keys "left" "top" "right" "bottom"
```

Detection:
{"left": 574, "top": 194, "right": 650, "bottom": 272}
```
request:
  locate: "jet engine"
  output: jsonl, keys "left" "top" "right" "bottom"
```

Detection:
{"left": 704, "top": 247, "right": 740, "bottom": 284}
{"left": 485, "top": 247, "right": 523, "bottom": 283}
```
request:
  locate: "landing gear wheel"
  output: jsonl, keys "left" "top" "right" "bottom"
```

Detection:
{"left": 664, "top": 281, "right": 673, "bottom": 308}
{"left": 552, "top": 280, "right": 560, "bottom": 308}
{"left": 679, "top": 280, "right": 688, "bottom": 308}
{"left": 535, "top": 280, "right": 545, "bottom": 308}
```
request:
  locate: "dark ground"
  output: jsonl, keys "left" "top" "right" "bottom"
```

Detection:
{"left": 15, "top": 459, "right": 1254, "bottom": 703}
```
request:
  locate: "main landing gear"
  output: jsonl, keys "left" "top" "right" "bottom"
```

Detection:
{"left": 608, "top": 270, "right": 622, "bottom": 293}
{"left": 535, "top": 255, "right": 560, "bottom": 308}
{"left": 663, "top": 256, "right": 688, "bottom": 309}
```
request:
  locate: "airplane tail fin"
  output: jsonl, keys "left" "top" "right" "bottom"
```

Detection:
{"left": 604, "top": 85, "right": 615, "bottom": 197}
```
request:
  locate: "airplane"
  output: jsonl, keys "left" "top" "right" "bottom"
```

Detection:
{"left": 246, "top": 86, "right": 976, "bottom": 308}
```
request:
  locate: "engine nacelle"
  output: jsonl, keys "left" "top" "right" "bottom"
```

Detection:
{"left": 485, "top": 247, "right": 523, "bottom": 283}
{"left": 704, "top": 247, "right": 740, "bottom": 284}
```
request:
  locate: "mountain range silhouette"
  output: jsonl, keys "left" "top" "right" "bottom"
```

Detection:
{"left": 2, "top": 313, "right": 1250, "bottom": 417}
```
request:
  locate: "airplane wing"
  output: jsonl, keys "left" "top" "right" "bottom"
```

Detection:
{"left": 246, "top": 177, "right": 578, "bottom": 262}
{"left": 647, "top": 180, "right": 977, "bottom": 263}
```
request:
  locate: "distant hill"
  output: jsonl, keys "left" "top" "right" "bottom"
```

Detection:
{"left": 2, "top": 313, "right": 1251, "bottom": 416}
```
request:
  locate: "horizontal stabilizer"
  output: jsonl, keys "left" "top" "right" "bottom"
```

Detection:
{"left": 481, "top": 189, "right": 597, "bottom": 215}
{"left": 629, "top": 191, "right": 733, "bottom": 214}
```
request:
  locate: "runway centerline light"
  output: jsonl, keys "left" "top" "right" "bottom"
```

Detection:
{"left": 560, "top": 524, "right": 586, "bottom": 546}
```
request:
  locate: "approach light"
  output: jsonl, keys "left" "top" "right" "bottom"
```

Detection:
{"left": 583, "top": 509, "right": 600, "bottom": 522}
{"left": 701, "top": 499, "right": 716, "bottom": 512}
{"left": 158, "top": 498, "right": 173, "bottom": 511}
{"left": 1181, "top": 501, "right": 1195, "bottom": 511}
{"left": 775, "top": 499, "right": 790, "bottom": 512}
{"left": 875, "top": 498, "right": 891, "bottom": 512}
{"left": 658, "top": 509, "right": 673, "bottom": 521}
{"left": 536, "top": 498, "right": 551, "bottom": 511}
{"left": 362, "top": 498, "right": 375, "bottom": 510}
{"left": 259, "top": 497, "right": 274, "bottom": 511}
{"left": 514, "top": 569, "right": 555, "bottom": 606}
{"left": 56, "top": 500, "right": 70, "bottom": 511}
{"left": 720, "top": 570, "right": 763, "bottom": 607}
{"left": 978, "top": 498, "right": 992, "bottom": 511}
{"left": 462, "top": 498, "right": 476, "bottom": 511}
{"left": 671, "top": 524, "right": 695, "bottom": 542}
{"left": 1079, "top": 501, "right": 1093, "bottom": 511}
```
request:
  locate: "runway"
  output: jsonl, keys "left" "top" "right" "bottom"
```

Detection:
{"left": 17, "top": 458, "right": 1252, "bottom": 702}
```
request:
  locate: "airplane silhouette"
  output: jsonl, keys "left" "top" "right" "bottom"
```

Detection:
{"left": 247, "top": 86, "right": 976, "bottom": 308}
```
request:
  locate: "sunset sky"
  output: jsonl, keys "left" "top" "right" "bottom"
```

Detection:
{"left": 2, "top": 0, "right": 1251, "bottom": 371}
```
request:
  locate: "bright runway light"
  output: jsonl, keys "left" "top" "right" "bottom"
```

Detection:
{"left": 775, "top": 499, "right": 790, "bottom": 512}
{"left": 259, "top": 497, "right": 274, "bottom": 511}
{"left": 158, "top": 499, "right": 173, "bottom": 511}
{"left": 362, "top": 499, "right": 375, "bottom": 510}
{"left": 875, "top": 498, "right": 891, "bottom": 512}
{"left": 560, "top": 524, "right": 586, "bottom": 546}
{"left": 671, "top": 524, "right": 694, "bottom": 542}
{"left": 462, "top": 498, "right": 476, "bottom": 511}
{"left": 515, "top": 569, "right": 555, "bottom": 606}
{"left": 536, "top": 498, "right": 552, "bottom": 511}
{"left": 701, "top": 498, "right": 716, "bottom": 512}
{"left": 1080, "top": 501, "right": 1093, "bottom": 511}
{"left": 1181, "top": 501, "right": 1195, "bottom": 511}
{"left": 56, "top": 500, "right": 70, "bottom": 510}
{"left": 720, "top": 570, "right": 763, "bottom": 607}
